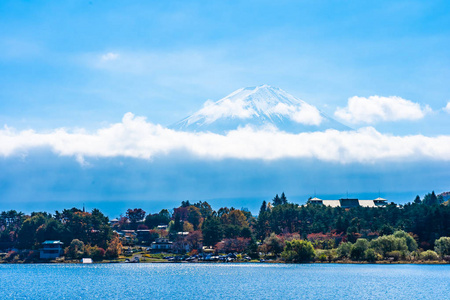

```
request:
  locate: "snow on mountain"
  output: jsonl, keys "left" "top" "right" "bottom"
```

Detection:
{"left": 170, "top": 85, "right": 350, "bottom": 133}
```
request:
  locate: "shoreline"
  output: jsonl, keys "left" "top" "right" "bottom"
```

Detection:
{"left": 1, "top": 259, "right": 449, "bottom": 265}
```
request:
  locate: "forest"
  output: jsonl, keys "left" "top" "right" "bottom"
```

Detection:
{"left": 1, "top": 191, "right": 450, "bottom": 263}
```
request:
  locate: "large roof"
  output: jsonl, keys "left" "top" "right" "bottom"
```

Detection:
{"left": 322, "top": 200, "right": 341, "bottom": 207}
{"left": 358, "top": 200, "right": 377, "bottom": 208}
{"left": 310, "top": 197, "right": 388, "bottom": 208}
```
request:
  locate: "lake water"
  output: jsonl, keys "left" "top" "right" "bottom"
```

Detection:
{"left": 1, "top": 263, "right": 450, "bottom": 299}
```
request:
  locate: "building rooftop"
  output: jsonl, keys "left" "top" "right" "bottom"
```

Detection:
{"left": 309, "top": 197, "right": 388, "bottom": 208}
{"left": 42, "top": 240, "right": 63, "bottom": 245}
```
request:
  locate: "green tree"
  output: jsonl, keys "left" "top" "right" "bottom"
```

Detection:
{"left": 272, "top": 194, "right": 282, "bottom": 206}
{"left": 18, "top": 213, "right": 48, "bottom": 249}
{"left": 280, "top": 192, "right": 288, "bottom": 205}
{"left": 413, "top": 195, "right": 421, "bottom": 204}
{"left": 350, "top": 239, "right": 369, "bottom": 261}
{"left": 262, "top": 233, "right": 285, "bottom": 256}
{"left": 370, "top": 235, "right": 408, "bottom": 257}
{"left": 423, "top": 191, "right": 439, "bottom": 206}
{"left": 420, "top": 250, "right": 439, "bottom": 261}
{"left": 393, "top": 230, "right": 418, "bottom": 252}
{"left": 282, "top": 239, "right": 315, "bottom": 263}
{"left": 337, "top": 242, "right": 352, "bottom": 259}
{"left": 126, "top": 208, "right": 146, "bottom": 229}
{"left": 193, "top": 201, "right": 213, "bottom": 218}
{"left": 145, "top": 209, "right": 171, "bottom": 229}
{"left": 35, "top": 218, "right": 65, "bottom": 244}
{"left": 202, "top": 217, "right": 223, "bottom": 246}
{"left": 66, "top": 239, "right": 85, "bottom": 259}
{"left": 365, "top": 248, "right": 378, "bottom": 262}
{"left": 435, "top": 236, "right": 450, "bottom": 257}
{"left": 379, "top": 224, "right": 394, "bottom": 236}
{"left": 187, "top": 206, "right": 203, "bottom": 230}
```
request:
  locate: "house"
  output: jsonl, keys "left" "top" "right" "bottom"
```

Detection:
{"left": 309, "top": 197, "right": 387, "bottom": 208}
{"left": 40, "top": 240, "right": 64, "bottom": 259}
{"left": 151, "top": 238, "right": 172, "bottom": 251}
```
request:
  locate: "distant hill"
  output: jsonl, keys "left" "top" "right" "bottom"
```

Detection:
{"left": 170, "top": 85, "right": 350, "bottom": 133}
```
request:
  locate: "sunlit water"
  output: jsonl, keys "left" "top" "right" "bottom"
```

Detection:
{"left": 1, "top": 263, "right": 450, "bottom": 299}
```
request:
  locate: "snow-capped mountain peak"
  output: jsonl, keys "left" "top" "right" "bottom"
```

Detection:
{"left": 171, "top": 85, "right": 349, "bottom": 133}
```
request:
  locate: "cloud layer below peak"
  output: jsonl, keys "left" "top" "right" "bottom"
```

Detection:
{"left": 1, "top": 113, "right": 450, "bottom": 164}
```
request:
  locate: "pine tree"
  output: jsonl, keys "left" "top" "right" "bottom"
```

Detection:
{"left": 259, "top": 201, "right": 267, "bottom": 214}
{"left": 414, "top": 195, "right": 421, "bottom": 204}
{"left": 280, "top": 192, "right": 287, "bottom": 205}
{"left": 272, "top": 194, "right": 281, "bottom": 206}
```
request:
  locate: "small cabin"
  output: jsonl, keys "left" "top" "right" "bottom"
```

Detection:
{"left": 40, "top": 240, "right": 64, "bottom": 259}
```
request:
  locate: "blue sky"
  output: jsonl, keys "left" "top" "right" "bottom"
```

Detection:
{"left": 0, "top": 1, "right": 449, "bottom": 216}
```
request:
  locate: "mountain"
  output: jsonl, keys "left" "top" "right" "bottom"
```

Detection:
{"left": 170, "top": 85, "right": 350, "bottom": 133}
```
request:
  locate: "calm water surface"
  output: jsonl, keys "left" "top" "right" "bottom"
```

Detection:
{"left": 1, "top": 263, "right": 450, "bottom": 299}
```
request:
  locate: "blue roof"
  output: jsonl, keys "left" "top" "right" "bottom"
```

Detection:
{"left": 42, "top": 240, "right": 63, "bottom": 245}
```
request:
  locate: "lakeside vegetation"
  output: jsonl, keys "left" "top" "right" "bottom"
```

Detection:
{"left": 1, "top": 191, "right": 450, "bottom": 264}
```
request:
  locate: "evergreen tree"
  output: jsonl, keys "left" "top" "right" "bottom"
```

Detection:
{"left": 414, "top": 195, "right": 421, "bottom": 204}
{"left": 259, "top": 201, "right": 267, "bottom": 214}
{"left": 280, "top": 192, "right": 288, "bottom": 205}
{"left": 181, "top": 200, "right": 191, "bottom": 207}
{"left": 272, "top": 194, "right": 282, "bottom": 206}
{"left": 423, "top": 191, "right": 439, "bottom": 206}
{"left": 202, "top": 216, "right": 223, "bottom": 246}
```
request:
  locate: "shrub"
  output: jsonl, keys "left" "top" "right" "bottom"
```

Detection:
{"left": 262, "top": 233, "right": 285, "bottom": 256}
{"left": 385, "top": 250, "right": 403, "bottom": 261}
{"left": 393, "top": 231, "right": 418, "bottom": 252}
{"left": 365, "top": 248, "right": 379, "bottom": 262}
{"left": 4, "top": 250, "right": 18, "bottom": 262}
{"left": 87, "top": 245, "right": 105, "bottom": 261}
{"left": 337, "top": 242, "right": 352, "bottom": 259}
{"left": 420, "top": 250, "right": 439, "bottom": 261}
{"left": 65, "top": 239, "right": 85, "bottom": 259}
{"left": 370, "top": 235, "right": 408, "bottom": 257}
{"left": 434, "top": 237, "right": 450, "bottom": 257}
{"left": 410, "top": 250, "right": 421, "bottom": 261}
{"left": 316, "top": 251, "right": 327, "bottom": 262}
{"left": 281, "top": 239, "right": 315, "bottom": 263}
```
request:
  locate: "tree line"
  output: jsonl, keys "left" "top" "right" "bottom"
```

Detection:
{"left": 1, "top": 191, "right": 450, "bottom": 262}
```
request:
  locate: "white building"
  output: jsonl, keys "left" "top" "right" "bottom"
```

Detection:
{"left": 151, "top": 238, "right": 172, "bottom": 251}
{"left": 309, "top": 197, "right": 387, "bottom": 208}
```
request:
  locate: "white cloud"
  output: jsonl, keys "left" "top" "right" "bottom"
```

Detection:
{"left": 335, "top": 95, "right": 430, "bottom": 124}
{"left": 444, "top": 102, "right": 450, "bottom": 114}
{"left": 1, "top": 113, "right": 450, "bottom": 164}
{"left": 101, "top": 52, "right": 119, "bottom": 61}
{"left": 192, "top": 98, "right": 255, "bottom": 124}
{"left": 272, "top": 103, "right": 322, "bottom": 126}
